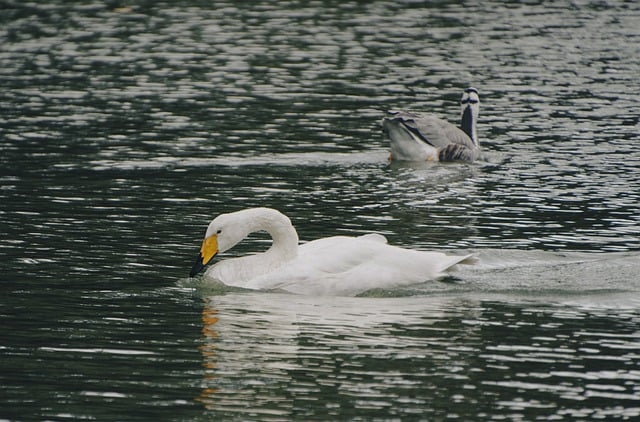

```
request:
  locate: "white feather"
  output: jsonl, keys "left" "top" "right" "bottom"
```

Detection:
{"left": 197, "top": 208, "right": 474, "bottom": 296}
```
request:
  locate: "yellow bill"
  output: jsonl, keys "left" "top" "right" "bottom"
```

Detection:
{"left": 190, "top": 235, "right": 218, "bottom": 277}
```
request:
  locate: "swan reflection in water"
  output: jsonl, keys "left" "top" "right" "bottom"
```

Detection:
{"left": 194, "top": 293, "right": 485, "bottom": 414}
{"left": 196, "top": 304, "right": 220, "bottom": 408}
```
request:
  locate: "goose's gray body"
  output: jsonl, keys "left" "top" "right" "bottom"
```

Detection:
{"left": 382, "top": 88, "right": 480, "bottom": 162}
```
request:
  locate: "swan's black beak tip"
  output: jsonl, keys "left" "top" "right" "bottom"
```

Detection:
{"left": 190, "top": 254, "right": 205, "bottom": 277}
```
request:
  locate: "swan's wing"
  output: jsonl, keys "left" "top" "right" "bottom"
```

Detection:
{"left": 250, "top": 236, "right": 473, "bottom": 296}
{"left": 355, "top": 233, "right": 387, "bottom": 243}
{"left": 296, "top": 236, "right": 383, "bottom": 273}
{"left": 299, "top": 236, "right": 470, "bottom": 277}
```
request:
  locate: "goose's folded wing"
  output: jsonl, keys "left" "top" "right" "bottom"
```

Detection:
{"left": 405, "top": 112, "right": 475, "bottom": 150}
{"left": 386, "top": 111, "right": 472, "bottom": 149}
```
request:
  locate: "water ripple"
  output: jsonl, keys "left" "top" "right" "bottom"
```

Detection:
{"left": 2, "top": 1, "right": 640, "bottom": 420}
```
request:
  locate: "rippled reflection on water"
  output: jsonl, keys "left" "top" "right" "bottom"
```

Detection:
{"left": 197, "top": 293, "right": 640, "bottom": 420}
{"left": 1, "top": 0, "right": 640, "bottom": 420}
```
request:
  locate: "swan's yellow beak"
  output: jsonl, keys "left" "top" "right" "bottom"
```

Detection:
{"left": 190, "top": 235, "right": 218, "bottom": 277}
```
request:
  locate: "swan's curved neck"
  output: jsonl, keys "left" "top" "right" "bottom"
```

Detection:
{"left": 206, "top": 208, "right": 300, "bottom": 286}
{"left": 243, "top": 208, "right": 299, "bottom": 260}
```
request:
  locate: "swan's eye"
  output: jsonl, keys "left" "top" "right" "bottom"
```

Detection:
{"left": 216, "top": 229, "right": 222, "bottom": 234}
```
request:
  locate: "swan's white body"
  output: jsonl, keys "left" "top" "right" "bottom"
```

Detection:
{"left": 191, "top": 208, "right": 475, "bottom": 296}
{"left": 382, "top": 88, "right": 480, "bottom": 162}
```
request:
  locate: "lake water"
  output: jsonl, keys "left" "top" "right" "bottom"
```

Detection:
{"left": 1, "top": 1, "right": 639, "bottom": 420}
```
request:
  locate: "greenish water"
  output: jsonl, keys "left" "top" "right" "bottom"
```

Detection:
{"left": 1, "top": 1, "right": 639, "bottom": 420}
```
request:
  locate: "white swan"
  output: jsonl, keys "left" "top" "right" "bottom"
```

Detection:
{"left": 382, "top": 87, "right": 480, "bottom": 162}
{"left": 189, "top": 207, "right": 475, "bottom": 296}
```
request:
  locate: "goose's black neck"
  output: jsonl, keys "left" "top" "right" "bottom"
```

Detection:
{"left": 461, "top": 106, "right": 476, "bottom": 145}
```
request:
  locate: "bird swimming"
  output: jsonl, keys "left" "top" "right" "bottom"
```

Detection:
{"left": 189, "top": 207, "right": 475, "bottom": 296}
{"left": 382, "top": 87, "right": 480, "bottom": 162}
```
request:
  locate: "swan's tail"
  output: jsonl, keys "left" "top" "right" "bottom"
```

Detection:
{"left": 458, "top": 254, "right": 479, "bottom": 265}
{"left": 444, "top": 254, "right": 478, "bottom": 272}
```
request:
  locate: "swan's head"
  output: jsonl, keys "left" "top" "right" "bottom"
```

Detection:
{"left": 189, "top": 211, "right": 253, "bottom": 277}
{"left": 189, "top": 207, "right": 296, "bottom": 277}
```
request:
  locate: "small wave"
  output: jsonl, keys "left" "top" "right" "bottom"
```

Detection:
{"left": 86, "top": 151, "right": 388, "bottom": 171}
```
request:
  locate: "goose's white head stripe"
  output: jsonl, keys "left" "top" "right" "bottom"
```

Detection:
{"left": 461, "top": 88, "right": 480, "bottom": 106}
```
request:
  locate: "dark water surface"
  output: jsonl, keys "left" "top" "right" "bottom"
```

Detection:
{"left": 1, "top": 1, "right": 639, "bottom": 420}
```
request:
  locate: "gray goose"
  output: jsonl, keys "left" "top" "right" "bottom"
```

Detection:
{"left": 382, "top": 87, "right": 480, "bottom": 162}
